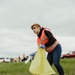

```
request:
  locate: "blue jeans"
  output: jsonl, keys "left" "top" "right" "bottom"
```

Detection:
{"left": 47, "top": 44, "right": 64, "bottom": 75}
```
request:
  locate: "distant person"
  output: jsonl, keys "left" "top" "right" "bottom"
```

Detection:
{"left": 25, "top": 52, "right": 36, "bottom": 64}
{"left": 30, "top": 52, "right": 36, "bottom": 59}
{"left": 31, "top": 23, "right": 64, "bottom": 75}
{"left": 18, "top": 55, "right": 21, "bottom": 62}
{"left": 21, "top": 54, "right": 27, "bottom": 62}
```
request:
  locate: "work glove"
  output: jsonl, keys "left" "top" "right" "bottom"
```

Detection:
{"left": 40, "top": 45, "right": 45, "bottom": 49}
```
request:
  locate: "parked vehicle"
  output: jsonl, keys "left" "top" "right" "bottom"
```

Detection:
{"left": 0, "top": 57, "right": 10, "bottom": 62}
{"left": 61, "top": 51, "right": 75, "bottom": 59}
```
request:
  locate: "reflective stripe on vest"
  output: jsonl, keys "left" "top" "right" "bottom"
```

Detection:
{"left": 46, "top": 41, "right": 59, "bottom": 52}
{"left": 37, "top": 36, "right": 48, "bottom": 46}
{"left": 37, "top": 29, "right": 48, "bottom": 46}
{"left": 37, "top": 28, "right": 59, "bottom": 52}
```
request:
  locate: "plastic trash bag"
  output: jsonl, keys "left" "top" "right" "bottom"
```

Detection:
{"left": 29, "top": 48, "right": 55, "bottom": 75}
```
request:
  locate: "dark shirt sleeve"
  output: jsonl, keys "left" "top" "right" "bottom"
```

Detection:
{"left": 44, "top": 30, "right": 56, "bottom": 47}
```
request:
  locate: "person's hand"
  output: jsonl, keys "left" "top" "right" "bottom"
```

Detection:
{"left": 40, "top": 45, "right": 45, "bottom": 48}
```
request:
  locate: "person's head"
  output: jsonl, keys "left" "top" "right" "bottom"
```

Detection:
{"left": 31, "top": 23, "right": 41, "bottom": 34}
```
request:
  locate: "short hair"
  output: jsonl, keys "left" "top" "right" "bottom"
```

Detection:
{"left": 31, "top": 23, "right": 41, "bottom": 30}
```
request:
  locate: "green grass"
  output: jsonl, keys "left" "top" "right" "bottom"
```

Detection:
{"left": 0, "top": 58, "right": 75, "bottom": 75}
{"left": 0, "top": 62, "right": 31, "bottom": 75}
{"left": 60, "top": 58, "right": 75, "bottom": 75}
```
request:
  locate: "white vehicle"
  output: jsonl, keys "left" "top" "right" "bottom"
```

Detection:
{"left": 0, "top": 57, "right": 10, "bottom": 62}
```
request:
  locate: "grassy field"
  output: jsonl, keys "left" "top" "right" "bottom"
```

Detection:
{"left": 0, "top": 58, "right": 75, "bottom": 75}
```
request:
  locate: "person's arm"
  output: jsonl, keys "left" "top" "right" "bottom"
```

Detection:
{"left": 44, "top": 30, "right": 56, "bottom": 47}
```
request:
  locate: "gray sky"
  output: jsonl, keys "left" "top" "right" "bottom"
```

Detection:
{"left": 0, "top": 0, "right": 75, "bottom": 58}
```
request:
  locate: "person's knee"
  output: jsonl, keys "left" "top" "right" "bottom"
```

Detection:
{"left": 53, "top": 62, "right": 59, "bottom": 67}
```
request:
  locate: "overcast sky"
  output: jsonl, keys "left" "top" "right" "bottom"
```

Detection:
{"left": 0, "top": 0, "right": 75, "bottom": 58}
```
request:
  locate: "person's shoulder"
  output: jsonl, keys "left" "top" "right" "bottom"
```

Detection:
{"left": 44, "top": 28, "right": 51, "bottom": 32}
